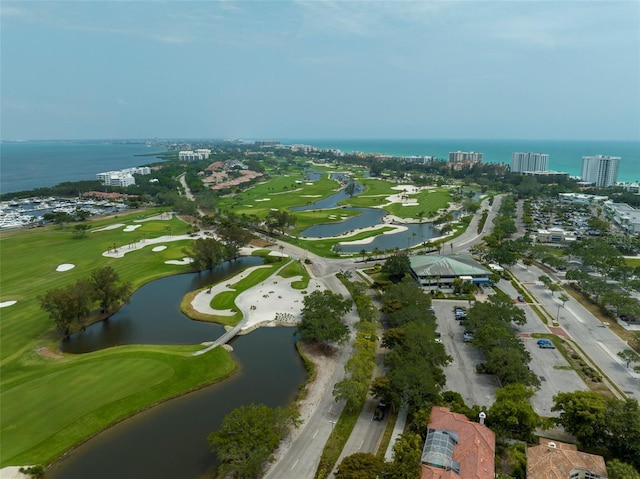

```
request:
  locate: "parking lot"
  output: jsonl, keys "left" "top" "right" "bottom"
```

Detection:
{"left": 432, "top": 298, "right": 587, "bottom": 416}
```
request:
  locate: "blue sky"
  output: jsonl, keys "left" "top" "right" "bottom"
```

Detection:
{"left": 1, "top": 1, "right": 638, "bottom": 141}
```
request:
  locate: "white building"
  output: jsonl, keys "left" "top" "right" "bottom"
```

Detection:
{"left": 96, "top": 167, "right": 150, "bottom": 187}
{"left": 449, "top": 151, "right": 483, "bottom": 163}
{"left": 581, "top": 155, "right": 620, "bottom": 187}
{"left": 178, "top": 149, "right": 211, "bottom": 161}
{"left": 558, "top": 193, "right": 608, "bottom": 204}
{"left": 511, "top": 152, "right": 549, "bottom": 173}
{"left": 604, "top": 201, "right": 640, "bottom": 235}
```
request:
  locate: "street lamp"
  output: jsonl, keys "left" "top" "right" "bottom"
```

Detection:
{"left": 556, "top": 303, "right": 561, "bottom": 322}
{"left": 329, "top": 420, "right": 336, "bottom": 430}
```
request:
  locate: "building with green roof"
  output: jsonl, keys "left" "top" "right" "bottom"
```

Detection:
{"left": 409, "top": 254, "right": 491, "bottom": 292}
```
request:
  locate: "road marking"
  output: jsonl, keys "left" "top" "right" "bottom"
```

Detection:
{"left": 359, "top": 440, "right": 365, "bottom": 450}
{"left": 313, "top": 429, "right": 319, "bottom": 439}
{"left": 291, "top": 459, "right": 299, "bottom": 470}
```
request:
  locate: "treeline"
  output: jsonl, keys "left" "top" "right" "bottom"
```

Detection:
{"left": 374, "top": 277, "right": 450, "bottom": 412}
{"left": 463, "top": 293, "right": 539, "bottom": 387}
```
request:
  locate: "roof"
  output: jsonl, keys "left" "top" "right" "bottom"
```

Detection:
{"left": 526, "top": 438, "right": 608, "bottom": 479}
{"left": 410, "top": 255, "right": 490, "bottom": 278}
{"left": 421, "top": 406, "right": 495, "bottom": 479}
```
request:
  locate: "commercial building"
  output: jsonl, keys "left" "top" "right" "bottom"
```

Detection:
{"left": 409, "top": 255, "right": 492, "bottom": 293}
{"left": 527, "top": 439, "right": 608, "bottom": 479}
{"left": 581, "top": 155, "right": 620, "bottom": 187}
{"left": 420, "top": 406, "right": 495, "bottom": 479}
{"left": 511, "top": 152, "right": 549, "bottom": 173}
{"left": 604, "top": 201, "right": 640, "bottom": 235}
{"left": 449, "top": 151, "right": 483, "bottom": 164}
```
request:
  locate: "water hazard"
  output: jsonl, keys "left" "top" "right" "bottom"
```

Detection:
{"left": 47, "top": 258, "right": 307, "bottom": 479}
{"left": 61, "top": 257, "right": 263, "bottom": 353}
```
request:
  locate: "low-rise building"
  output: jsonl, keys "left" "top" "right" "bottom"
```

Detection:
{"left": 604, "top": 201, "right": 640, "bottom": 235}
{"left": 527, "top": 438, "right": 608, "bottom": 479}
{"left": 420, "top": 406, "right": 495, "bottom": 479}
{"left": 559, "top": 193, "right": 609, "bottom": 204}
{"left": 409, "top": 255, "right": 492, "bottom": 292}
{"left": 535, "top": 227, "right": 578, "bottom": 243}
{"left": 96, "top": 167, "right": 150, "bottom": 187}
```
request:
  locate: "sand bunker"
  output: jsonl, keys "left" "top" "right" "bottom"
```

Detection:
{"left": 165, "top": 257, "right": 194, "bottom": 265}
{"left": 92, "top": 223, "right": 125, "bottom": 232}
{"left": 123, "top": 225, "right": 142, "bottom": 232}
{"left": 152, "top": 246, "right": 167, "bottom": 252}
{"left": 255, "top": 198, "right": 271, "bottom": 202}
{"left": 56, "top": 264, "right": 75, "bottom": 272}
{"left": 0, "top": 301, "right": 17, "bottom": 308}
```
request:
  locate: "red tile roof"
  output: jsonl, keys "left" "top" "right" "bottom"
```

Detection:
{"left": 526, "top": 438, "right": 608, "bottom": 479}
{"left": 421, "top": 407, "right": 495, "bottom": 479}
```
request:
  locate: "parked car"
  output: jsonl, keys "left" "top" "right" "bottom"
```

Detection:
{"left": 517, "top": 295, "right": 525, "bottom": 302}
{"left": 537, "top": 339, "right": 555, "bottom": 349}
{"left": 463, "top": 331, "right": 474, "bottom": 342}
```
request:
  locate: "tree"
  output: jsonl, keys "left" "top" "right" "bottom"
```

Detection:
{"left": 336, "top": 453, "right": 383, "bottom": 479}
{"left": 551, "top": 391, "right": 607, "bottom": 448}
{"left": 217, "top": 222, "right": 252, "bottom": 259}
{"left": 208, "top": 403, "right": 298, "bottom": 479}
{"left": 558, "top": 293, "right": 570, "bottom": 307}
{"left": 295, "top": 290, "right": 351, "bottom": 347}
{"left": 607, "top": 459, "right": 640, "bottom": 479}
{"left": 185, "top": 237, "right": 226, "bottom": 271}
{"left": 383, "top": 432, "right": 422, "bottom": 479}
{"left": 345, "top": 182, "right": 357, "bottom": 197}
{"left": 72, "top": 224, "right": 90, "bottom": 238}
{"left": 89, "top": 266, "right": 132, "bottom": 314}
{"left": 38, "top": 279, "right": 94, "bottom": 338}
{"left": 488, "top": 384, "right": 541, "bottom": 441}
{"left": 618, "top": 349, "right": 640, "bottom": 368}
{"left": 604, "top": 397, "right": 640, "bottom": 468}
{"left": 538, "top": 275, "right": 552, "bottom": 290}
{"left": 380, "top": 253, "right": 411, "bottom": 282}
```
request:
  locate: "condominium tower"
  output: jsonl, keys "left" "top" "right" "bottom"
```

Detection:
{"left": 581, "top": 155, "right": 620, "bottom": 187}
{"left": 511, "top": 152, "right": 549, "bottom": 173}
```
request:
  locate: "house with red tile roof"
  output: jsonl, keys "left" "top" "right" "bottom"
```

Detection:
{"left": 420, "top": 406, "right": 495, "bottom": 479}
{"left": 526, "top": 438, "right": 608, "bottom": 479}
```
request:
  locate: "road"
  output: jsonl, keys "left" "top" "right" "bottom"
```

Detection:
{"left": 263, "top": 194, "right": 505, "bottom": 478}
{"left": 508, "top": 262, "right": 640, "bottom": 398}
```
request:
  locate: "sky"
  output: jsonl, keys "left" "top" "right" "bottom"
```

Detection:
{"left": 1, "top": 1, "right": 639, "bottom": 141}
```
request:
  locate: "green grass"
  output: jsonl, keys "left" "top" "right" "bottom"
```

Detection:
{"left": 624, "top": 257, "right": 640, "bottom": 267}
{"left": 218, "top": 172, "right": 340, "bottom": 218}
{"left": 0, "top": 210, "right": 241, "bottom": 467}
{"left": 339, "top": 178, "right": 452, "bottom": 220}
{"left": 278, "top": 260, "right": 311, "bottom": 289}
{"left": 1, "top": 344, "right": 236, "bottom": 466}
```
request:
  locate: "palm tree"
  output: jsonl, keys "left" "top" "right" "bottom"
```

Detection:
{"left": 373, "top": 247, "right": 382, "bottom": 261}
{"left": 360, "top": 248, "right": 367, "bottom": 262}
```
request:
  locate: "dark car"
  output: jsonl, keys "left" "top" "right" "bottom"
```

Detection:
{"left": 517, "top": 295, "right": 525, "bottom": 302}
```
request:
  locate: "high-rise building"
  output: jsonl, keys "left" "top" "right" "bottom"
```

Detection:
{"left": 581, "top": 155, "right": 620, "bottom": 187}
{"left": 511, "top": 152, "right": 549, "bottom": 173}
{"left": 449, "top": 151, "right": 483, "bottom": 163}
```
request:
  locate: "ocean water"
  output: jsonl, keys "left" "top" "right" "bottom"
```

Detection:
{"left": 1, "top": 139, "right": 638, "bottom": 194}
{"left": 282, "top": 139, "right": 640, "bottom": 184}
{"left": 0, "top": 140, "right": 165, "bottom": 194}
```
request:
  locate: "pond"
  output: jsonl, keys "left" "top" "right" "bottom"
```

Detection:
{"left": 46, "top": 259, "right": 307, "bottom": 478}
{"left": 61, "top": 257, "right": 263, "bottom": 353}
{"left": 46, "top": 328, "right": 305, "bottom": 479}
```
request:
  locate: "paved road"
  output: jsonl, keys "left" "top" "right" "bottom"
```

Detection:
{"left": 262, "top": 194, "right": 506, "bottom": 477}
{"left": 509, "top": 262, "right": 640, "bottom": 398}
